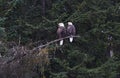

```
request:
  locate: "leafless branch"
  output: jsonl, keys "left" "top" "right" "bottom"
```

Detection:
{"left": 1, "top": 35, "right": 80, "bottom": 64}
{"left": 32, "top": 35, "right": 80, "bottom": 51}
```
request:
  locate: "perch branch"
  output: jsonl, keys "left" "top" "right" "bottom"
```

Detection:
{"left": 32, "top": 35, "right": 80, "bottom": 51}
{"left": 2, "top": 35, "right": 80, "bottom": 64}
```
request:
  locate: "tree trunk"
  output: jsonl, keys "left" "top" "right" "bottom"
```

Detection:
{"left": 42, "top": 0, "right": 45, "bottom": 16}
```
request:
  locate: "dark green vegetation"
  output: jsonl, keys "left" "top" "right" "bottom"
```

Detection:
{"left": 0, "top": 0, "right": 120, "bottom": 78}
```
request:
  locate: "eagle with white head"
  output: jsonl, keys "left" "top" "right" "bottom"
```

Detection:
{"left": 57, "top": 23, "right": 66, "bottom": 45}
{"left": 67, "top": 22, "right": 76, "bottom": 42}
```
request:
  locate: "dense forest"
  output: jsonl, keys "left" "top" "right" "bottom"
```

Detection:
{"left": 0, "top": 0, "right": 120, "bottom": 78}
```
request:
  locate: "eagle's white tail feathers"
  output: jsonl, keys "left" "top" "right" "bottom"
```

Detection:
{"left": 60, "top": 40, "right": 64, "bottom": 45}
{"left": 69, "top": 37, "right": 73, "bottom": 42}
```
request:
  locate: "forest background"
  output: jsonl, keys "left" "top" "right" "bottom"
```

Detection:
{"left": 0, "top": 0, "right": 120, "bottom": 78}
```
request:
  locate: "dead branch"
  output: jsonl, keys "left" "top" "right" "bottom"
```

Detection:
{"left": 32, "top": 35, "right": 80, "bottom": 51}
{"left": 1, "top": 35, "right": 80, "bottom": 64}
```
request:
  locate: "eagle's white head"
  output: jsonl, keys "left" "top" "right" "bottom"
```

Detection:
{"left": 58, "top": 23, "right": 64, "bottom": 27}
{"left": 68, "top": 22, "right": 73, "bottom": 25}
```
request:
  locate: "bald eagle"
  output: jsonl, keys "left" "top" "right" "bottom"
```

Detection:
{"left": 57, "top": 23, "right": 66, "bottom": 45}
{"left": 67, "top": 22, "right": 76, "bottom": 42}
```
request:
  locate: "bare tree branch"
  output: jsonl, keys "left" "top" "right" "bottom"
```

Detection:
{"left": 1, "top": 35, "right": 80, "bottom": 64}
{"left": 32, "top": 35, "right": 80, "bottom": 51}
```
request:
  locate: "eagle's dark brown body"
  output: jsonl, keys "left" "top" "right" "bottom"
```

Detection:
{"left": 57, "top": 23, "right": 66, "bottom": 45}
{"left": 67, "top": 22, "right": 76, "bottom": 42}
{"left": 67, "top": 25, "right": 76, "bottom": 36}
{"left": 57, "top": 26, "right": 66, "bottom": 39}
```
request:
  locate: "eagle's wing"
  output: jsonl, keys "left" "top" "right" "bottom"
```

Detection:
{"left": 67, "top": 25, "right": 76, "bottom": 42}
